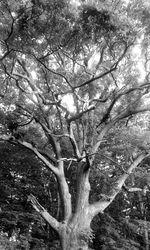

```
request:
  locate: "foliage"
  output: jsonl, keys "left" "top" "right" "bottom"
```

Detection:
{"left": 93, "top": 214, "right": 145, "bottom": 250}
{"left": 0, "top": 142, "right": 59, "bottom": 249}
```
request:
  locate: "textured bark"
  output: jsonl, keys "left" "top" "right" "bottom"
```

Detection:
{"left": 57, "top": 171, "right": 72, "bottom": 221}
{"left": 58, "top": 163, "right": 92, "bottom": 250}
{"left": 59, "top": 211, "right": 92, "bottom": 250}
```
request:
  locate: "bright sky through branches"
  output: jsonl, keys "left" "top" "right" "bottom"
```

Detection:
{"left": 62, "top": 94, "right": 76, "bottom": 113}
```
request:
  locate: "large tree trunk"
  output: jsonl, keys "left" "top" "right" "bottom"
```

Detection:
{"left": 59, "top": 210, "right": 92, "bottom": 250}
{"left": 28, "top": 143, "right": 147, "bottom": 250}
{"left": 60, "top": 227, "right": 90, "bottom": 250}
{"left": 59, "top": 163, "right": 93, "bottom": 250}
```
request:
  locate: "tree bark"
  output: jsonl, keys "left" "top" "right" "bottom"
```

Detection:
{"left": 58, "top": 162, "right": 92, "bottom": 250}
{"left": 59, "top": 210, "right": 92, "bottom": 250}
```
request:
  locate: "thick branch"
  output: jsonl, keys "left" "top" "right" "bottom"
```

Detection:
{"left": 74, "top": 41, "right": 129, "bottom": 90}
{"left": 68, "top": 124, "right": 81, "bottom": 159}
{"left": 1, "top": 135, "right": 72, "bottom": 222}
{"left": 38, "top": 149, "right": 57, "bottom": 165}
{"left": 74, "top": 161, "right": 91, "bottom": 215}
{"left": 28, "top": 194, "right": 60, "bottom": 231}
{"left": 18, "top": 140, "right": 59, "bottom": 175}
{"left": 57, "top": 161, "right": 72, "bottom": 221}
{"left": 113, "top": 105, "right": 150, "bottom": 124}
{"left": 91, "top": 104, "right": 150, "bottom": 164}
{"left": 90, "top": 153, "right": 148, "bottom": 217}
{"left": 74, "top": 66, "right": 117, "bottom": 89}
{"left": 91, "top": 124, "right": 112, "bottom": 163}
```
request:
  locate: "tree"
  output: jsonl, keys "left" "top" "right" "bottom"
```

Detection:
{"left": 0, "top": 0, "right": 150, "bottom": 249}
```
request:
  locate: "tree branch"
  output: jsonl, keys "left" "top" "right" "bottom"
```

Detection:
{"left": 52, "top": 128, "right": 81, "bottom": 160}
{"left": 28, "top": 194, "right": 60, "bottom": 231}
{"left": 91, "top": 102, "right": 150, "bottom": 164}
{"left": 0, "top": 49, "right": 13, "bottom": 61}
{"left": 97, "top": 83, "right": 150, "bottom": 127}
{"left": 17, "top": 140, "right": 59, "bottom": 175}
{"left": 0, "top": 134, "right": 60, "bottom": 174}
{"left": 67, "top": 106, "right": 95, "bottom": 123}
{"left": 32, "top": 55, "right": 73, "bottom": 91}
{"left": 113, "top": 105, "right": 150, "bottom": 124}
{"left": 90, "top": 153, "right": 149, "bottom": 216}
{"left": 91, "top": 124, "right": 112, "bottom": 163}
{"left": 1, "top": 135, "right": 72, "bottom": 222}
{"left": 74, "top": 65, "right": 117, "bottom": 89}
{"left": 68, "top": 124, "right": 81, "bottom": 159}
{"left": 57, "top": 160, "right": 72, "bottom": 221}
{"left": 74, "top": 41, "right": 129, "bottom": 90}
{"left": 37, "top": 122, "right": 60, "bottom": 159}
{"left": 38, "top": 149, "right": 57, "bottom": 165}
